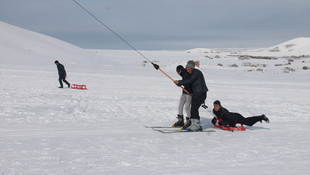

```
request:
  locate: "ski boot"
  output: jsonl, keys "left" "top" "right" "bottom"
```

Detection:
{"left": 172, "top": 115, "right": 184, "bottom": 128}
{"left": 181, "top": 119, "right": 191, "bottom": 130}
{"left": 181, "top": 119, "right": 201, "bottom": 131}
{"left": 183, "top": 117, "right": 190, "bottom": 127}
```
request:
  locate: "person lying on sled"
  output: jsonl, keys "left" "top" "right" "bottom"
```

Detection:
{"left": 211, "top": 100, "right": 269, "bottom": 127}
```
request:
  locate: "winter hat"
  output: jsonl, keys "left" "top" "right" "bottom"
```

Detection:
{"left": 213, "top": 100, "right": 221, "bottom": 106}
{"left": 176, "top": 65, "right": 184, "bottom": 72}
{"left": 186, "top": 60, "right": 195, "bottom": 69}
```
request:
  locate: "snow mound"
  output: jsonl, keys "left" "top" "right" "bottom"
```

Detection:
{"left": 0, "top": 21, "right": 112, "bottom": 70}
{"left": 186, "top": 38, "right": 310, "bottom": 57}
{"left": 267, "top": 37, "right": 310, "bottom": 54}
{"left": 247, "top": 37, "right": 310, "bottom": 56}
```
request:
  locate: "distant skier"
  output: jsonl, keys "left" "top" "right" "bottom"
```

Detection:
{"left": 55, "top": 60, "right": 70, "bottom": 88}
{"left": 174, "top": 60, "right": 208, "bottom": 131}
{"left": 211, "top": 100, "right": 270, "bottom": 127}
{"left": 172, "top": 65, "right": 193, "bottom": 127}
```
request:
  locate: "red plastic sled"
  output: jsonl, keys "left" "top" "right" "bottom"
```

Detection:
{"left": 71, "top": 84, "right": 87, "bottom": 90}
{"left": 214, "top": 119, "right": 245, "bottom": 131}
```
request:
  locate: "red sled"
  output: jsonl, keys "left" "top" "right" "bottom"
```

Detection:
{"left": 214, "top": 119, "right": 245, "bottom": 131}
{"left": 71, "top": 84, "right": 87, "bottom": 90}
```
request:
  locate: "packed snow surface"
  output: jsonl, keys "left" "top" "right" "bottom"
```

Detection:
{"left": 1, "top": 21, "right": 310, "bottom": 175}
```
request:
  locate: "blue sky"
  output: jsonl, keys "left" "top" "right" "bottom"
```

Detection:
{"left": 1, "top": 0, "right": 309, "bottom": 50}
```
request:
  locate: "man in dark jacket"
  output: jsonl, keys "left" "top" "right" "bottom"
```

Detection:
{"left": 212, "top": 100, "right": 269, "bottom": 127}
{"left": 55, "top": 60, "right": 70, "bottom": 88}
{"left": 174, "top": 60, "right": 208, "bottom": 131}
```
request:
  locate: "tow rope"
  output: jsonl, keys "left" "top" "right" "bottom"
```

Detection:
{"left": 72, "top": 0, "right": 189, "bottom": 94}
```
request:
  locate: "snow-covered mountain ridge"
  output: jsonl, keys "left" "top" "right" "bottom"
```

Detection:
{"left": 1, "top": 21, "right": 310, "bottom": 74}
{"left": 267, "top": 37, "right": 310, "bottom": 54}
{"left": 0, "top": 21, "right": 115, "bottom": 71}
{"left": 187, "top": 37, "right": 310, "bottom": 56}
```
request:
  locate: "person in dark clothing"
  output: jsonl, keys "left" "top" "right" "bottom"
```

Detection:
{"left": 211, "top": 100, "right": 269, "bottom": 127}
{"left": 174, "top": 60, "right": 209, "bottom": 131}
{"left": 172, "top": 65, "right": 193, "bottom": 127}
{"left": 55, "top": 60, "right": 70, "bottom": 88}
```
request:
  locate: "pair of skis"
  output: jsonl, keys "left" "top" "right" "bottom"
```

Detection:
{"left": 144, "top": 125, "right": 216, "bottom": 133}
{"left": 145, "top": 124, "right": 246, "bottom": 133}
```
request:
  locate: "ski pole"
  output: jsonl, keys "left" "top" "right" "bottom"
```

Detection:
{"left": 151, "top": 63, "right": 190, "bottom": 95}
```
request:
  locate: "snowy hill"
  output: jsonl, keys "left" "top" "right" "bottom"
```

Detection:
{"left": 241, "top": 37, "right": 310, "bottom": 57}
{"left": 0, "top": 21, "right": 115, "bottom": 71}
{"left": 184, "top": 37, "right": 310, "bottom": 74}
{"left": 0, "top": 22, "right": 310, "bottom": 175}
{"left": 267, "top": 37, "right": 310, "bottom": 54}
{"left": 187, "top": 37, "right": 310, "bottom": 57}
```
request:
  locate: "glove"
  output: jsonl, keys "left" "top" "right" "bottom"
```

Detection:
{"left": 211, "top": 117, "right": 217, "bottom": 125}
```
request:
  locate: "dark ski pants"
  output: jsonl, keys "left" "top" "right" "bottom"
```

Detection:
{"left": 236, "top": 114, "right": 262, "bottom": 126}
{"left": 190, "top": 93, "right": 207, "bottom": 120}
{"left": 59, "top": 75, "right": 70, "bottom": 87}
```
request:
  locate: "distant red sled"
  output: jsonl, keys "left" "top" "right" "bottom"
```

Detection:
{"left": 214, "top": 119, "right": 245, "bottom": 131}
{"left": 71, "top": 84, "right": 87, "bottom": 90}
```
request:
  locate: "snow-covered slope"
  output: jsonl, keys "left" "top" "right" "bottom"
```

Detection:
{"left": 243, "top": 37, "right": 310, "bottom": 57}
{"left": 0, "top": 22, "right": 310, "bottom": 175}
{"left": 187, "top": 37, "right": 310, "bottom": 57}
{"left": 267, "top": 37, "right": 310, "bottom": 54}
{"left": 0, "top": 21, "right": 115, "bottom": 71}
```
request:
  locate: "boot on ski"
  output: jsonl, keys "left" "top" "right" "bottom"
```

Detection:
{"left": 181, "top": 118, "right": 201, "bottom": 131}
{"left": 172, "top": 115, "right": 184, "bottom": 128}
{"left": 182, "top": 119, "right": 191, "bottom": 130}
{"left": 182, "top": 116, "right": 190, "bottom": 127}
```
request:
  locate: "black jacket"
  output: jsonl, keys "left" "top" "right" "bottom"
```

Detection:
{"left": 178, "top": 69, "right": 208, "bottom": 97}
{"left": 179, "top": 68, "right": 193, "bottom": 94}
{"left": 212, "top": 107, "right": 238, "bottom": 127}
{"left": 57, "top": 64, "right": 67, "bottom": 77}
